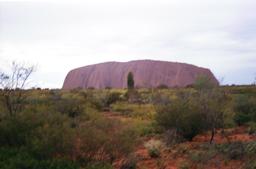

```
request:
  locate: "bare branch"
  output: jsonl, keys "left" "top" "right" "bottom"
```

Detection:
{"left": 0, "top": 62, "right": 35, "bottom": 89}
{"left": 11, "top": 61, "right": 18, "bottom": 88}
{"left": 21, "top": 66, "right": 34, "bottom": 88}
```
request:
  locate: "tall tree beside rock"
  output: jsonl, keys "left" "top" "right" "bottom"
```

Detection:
{"left": 127, "top": 72, "right": 134, "bottom": 89}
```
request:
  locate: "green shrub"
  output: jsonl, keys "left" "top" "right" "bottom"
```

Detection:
{"left": 234, "top": 113, "right": 251, "bottom": 126}
{"left": 0, "top": 93, "right": 78, "bottom": 159}
{"left": 164, "top": 129, "right": 184, "bottom": 145}
{"left": 110, "top": 102, "right": 132, "bottom": 115}
{"left": 105, "top": 92, "right": 121, "bottom": 107}
{"left": 55, "top": 98, "right": 84, "bottom": 118}
{"left": 217, "top": 142, "right": 245, "bottom": 160}
{"left": 0, "top": 89, "right": 141, "bottom": 169}
{"left": 132, "top": 120, "right": 156, "bottom": 136}
{"left": 234, "top": 95, "right": 256, "bottom": 125}
{"left": 120, "top": 155, "right": 137, "bottom": 169}
{"left": 0, "top": 147, "right": 79, "bottom": 169}
{"left": 188, "top": 148, "right": 217, "bottom": 164}
{"left": 248, "top": 122, "right": 256, "bottom": 135}
{"left": 85, "top": 163, "right": 113, "bottom": 169}
{"left": 111, "top": 102, "right": 156, "bottom": 120}
{"left": 156, "top": 88, "right": 226, "bottom": 142}
{"left": 144, "top": 140, "right": 164, "bottom": 158}
{"left": 30, "top": 112, "right": 75, "bottom": 159}
{"left": 193, "top": 75, "right": 216, "bottom": 91}
{"left": 148, "top": 148, "right": 160, "bottom": 158}
{"left": 78, "top": 117, "right": 138, "bottom": 163}
{"left": 175, "top": 144, "right": 190, "bottom": 155}
{"left": 244, "top": 141, "right": 256, "bottom": 156}
{"left": 156, "top": 96, "right": 205, "bottom": 140}
{"left": 245, "top": 159, "right": 256, "bottom": 169}
{"left": 0, "top": 112, "right": 42, "bottom": 147}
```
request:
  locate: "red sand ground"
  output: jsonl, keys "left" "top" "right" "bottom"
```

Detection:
{"left": 105, "top": 112, "right": 256, "bottom": 169}
{"left": 131, "top": 127, "right": 255, "bottom": 169}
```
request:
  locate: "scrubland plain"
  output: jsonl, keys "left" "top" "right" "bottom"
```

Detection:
{"left": 0, "top": 85, "right": 256, "bottom": 169}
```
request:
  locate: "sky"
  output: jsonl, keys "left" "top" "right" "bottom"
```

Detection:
{"left": 0, "top": 0, "right": 256, "bottom": 88}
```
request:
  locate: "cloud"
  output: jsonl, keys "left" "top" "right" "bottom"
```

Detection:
{"left": 0, "top": 0, "right": 256, "bottom": 88}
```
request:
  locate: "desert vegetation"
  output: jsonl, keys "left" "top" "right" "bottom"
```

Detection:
{"left": 0, "top": 67, "right": 256, "bottom": 168}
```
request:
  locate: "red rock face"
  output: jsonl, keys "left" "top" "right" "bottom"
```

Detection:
{"left": 62, "top": 60, "right": 218, "bottom": 89}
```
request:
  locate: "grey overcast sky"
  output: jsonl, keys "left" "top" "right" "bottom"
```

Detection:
{"left": 0, "top": 0, "right": 256, "bottom": 88}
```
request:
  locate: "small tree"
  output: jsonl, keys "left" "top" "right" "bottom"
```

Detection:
{"left": 194, "top": 75, "right": 226, "bottom": 144}
{"left": 127, "top": 72, "right": 134, "bottom": 89}
{"left": 0, "top": 62, "right": 35, "bottom": 116}
{"left": 197, "top": 89, "right": 226, "bottom": 144}
{"left": 194, "top": 75, "right": 216, "bottom": 91}
{"left": 156, "top": 76, "right": 226, "bottom": 143}
{"left": 156, "top": 93, "right": 206, "bottom": 141}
